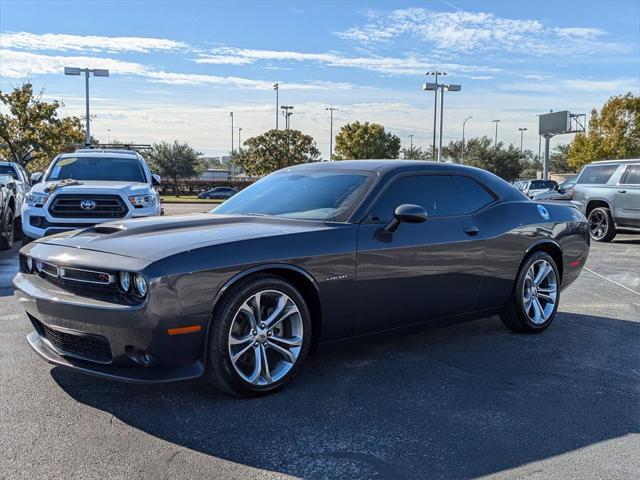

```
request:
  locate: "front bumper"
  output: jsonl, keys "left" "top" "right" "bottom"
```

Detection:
{"left": 13, "top": 272, "right": 209, "bottom": 383}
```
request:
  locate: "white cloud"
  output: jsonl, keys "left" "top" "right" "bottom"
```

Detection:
{"left": 335, "top": 8, "right": 625, "bottom": 56}
{"left": 0, "top": 32, "right": 188, "bottom": 53}
{"left": 194, "top": 47, "right": 498, "bottom": 76}
{"left": 0, "top": 49, "right": 353, "bottom": 90}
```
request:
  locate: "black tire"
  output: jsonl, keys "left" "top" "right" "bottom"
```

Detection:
{"left": 500, "top": 251, "right": 560, "bottom": 333}
{"left": 13, "top": 216, "right": 22, "bottom": 241}
{"left": 0, "top": 207, "right": 15, "bottom": 250}
{"left": 588, "top": 207, "right": 616, "bottom": 242}
{"left": 205, "top": 275, "right": 312, "bottom": 397}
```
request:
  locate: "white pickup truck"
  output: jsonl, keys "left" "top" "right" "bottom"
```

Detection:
{"left": 22, "top": 148, "right": 162, "bottom": 243}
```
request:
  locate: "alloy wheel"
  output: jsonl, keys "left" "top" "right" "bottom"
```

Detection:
{"left": 522, "top": 259, "right": 557, "bottom": 325}
{"left": 588, "top": 210, "right": 607, "bottom": 240}
{"left": 228, "top": 289, "right": 303, "bottom": 386}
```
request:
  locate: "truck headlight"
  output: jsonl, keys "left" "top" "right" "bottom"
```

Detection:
{"left": 26, "top": 193, "right": 49, "bottom": 207}
{"left": 128, "top": 195, "right": 156, "bottom": 208}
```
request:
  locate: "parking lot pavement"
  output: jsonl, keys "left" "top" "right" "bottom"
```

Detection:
{"left": 162, "top": 202, "right": 215, "bottom": 216}
{"left": 0, "top": 232, "right": 638, "bottom": 480}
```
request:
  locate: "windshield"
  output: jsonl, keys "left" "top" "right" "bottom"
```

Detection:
{"left": 46, "top": 157, "right": 147, "bottom": 183}
{"left": 0, "top": 166, "right": 18, "bottom": 180}
{"left": 213, "top": 169, "right": 374, "bottom": 221}
{"left": 530, "top": 180, "right": 556, "bottom": 189}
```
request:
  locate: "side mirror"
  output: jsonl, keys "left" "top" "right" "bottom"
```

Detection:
{"left": 30, "top": 172, "right": 44, "bottom": 184}
{"left": 152, "top": 174, "right": 161, "bottom": 185}
{"left": 384, "top": 204, "right": 428, "bottom": 233}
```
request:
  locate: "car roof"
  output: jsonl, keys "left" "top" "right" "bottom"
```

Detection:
{"left": 0, "top": 161, "right": 18, "bottom": 166}
{"left": 590, "top": 158, "right": 639, "bottom": 165}
{"left": 59, "top": 149, "right": 142, "bottom": 160}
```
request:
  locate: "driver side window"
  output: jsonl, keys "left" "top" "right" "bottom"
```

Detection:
{"left": 368, "top": 174, "right": 463, "bottom": 222}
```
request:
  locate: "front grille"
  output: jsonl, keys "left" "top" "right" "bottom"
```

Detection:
{"left": 60, "top": 267, "right": 113, "bottom": 285}
{"left": 35, "top": 319, "right": 112, "bottom": 363}
{"left": 48, "top": 194, "right": 128, "bottom": 218}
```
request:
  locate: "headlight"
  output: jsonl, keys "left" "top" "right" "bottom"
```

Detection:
{"left": 132, "top": 273, "right": 148, "bottom": 297}
{"left": 117, "top": 271, "right": 131, "bottom": 292}
{"left": 26, "top": 256, "right": 34, "bottom": 272}
{"left": 34, "top": 259, "right": 43, "bottom": 273}
{"left": 26, "top": 192, "right": 49, "bottom": 207}
{"left": 128, "top": 195, "right": 156, "bottom": 208}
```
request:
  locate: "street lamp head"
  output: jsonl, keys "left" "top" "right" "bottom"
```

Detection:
{"left": 492, "top": 119, "right": 501, "bottom": 123}
{"left": 92, "top": 69, "right": 109, "bottom": 77}
{"left": 446, "top": 84, "right": 462, "bottom": 92}
{"left": 422, "top": 82, "right": 438, "bottom": 91}
{"left": 273, "top": 83, "right": 278, "bottom": 89}
{"left": 64, "top": 67, "right": 81, "bottom": 76}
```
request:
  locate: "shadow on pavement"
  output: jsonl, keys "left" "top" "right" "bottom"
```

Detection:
{"left": 51, "top": 312, "right": 640, "bottom": 479}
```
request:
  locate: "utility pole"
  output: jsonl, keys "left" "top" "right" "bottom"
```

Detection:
{"left": 492, "top": 119, "right": 501, "bottom": 149}
{"left": 229, "top": 112, "right": 234, "bottom": 155}
{"left": 518, "top": 127, "right": 528, "bottom": 155}
{"left": 425, "top": 71, "right": 446, "bottom": 161}
{"left": 326, "top": 107, "right": 338, "bottom": 161}
{"left": 64, "top": 67, "right": 109, "bottom": 146}
{"left": 238, "top": 127, "right": 243, "bottom": 152}
{"left": 462, "top": 116, "right": 472, "bottom": 164}
{"left": 273, "top": 83, "right": 279, "bottom": 130}
{"left": 408, "top": 134, "right": 414, "bottom": 149}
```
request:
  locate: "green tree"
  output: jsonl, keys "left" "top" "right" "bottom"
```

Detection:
{"left": 567, "top": 93, "right": 640, "bottom": 169}
{"left": 334, "top": 121, "right": 400, "bottom": 160}
{"left": 549, "top": 143, "right": 575, "bottom": 173}
{"left": 443, "top": 136, "right": 523, "bottom": 181}
{"left": 401, "top": 145, "right": 431, "bottom": 160}
{"left": 233, "top": 129, "right": 319, "bottom": 176}
{"left": 145, "top": 141, "right": 205, "bottom": 193}
{"left": 0, "top": 82, "right": 85, "bottom": 172}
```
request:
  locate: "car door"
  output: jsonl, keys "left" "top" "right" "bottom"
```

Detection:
{"left": 354, "top": 173, "right": 492, "bottom": 335}
{"left": 615, "top": 163, "right": 640, "bottom": 227}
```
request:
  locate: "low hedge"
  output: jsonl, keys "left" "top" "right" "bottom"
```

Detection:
{"left": 158, "top": 179, "right": 255, "bottom": 195}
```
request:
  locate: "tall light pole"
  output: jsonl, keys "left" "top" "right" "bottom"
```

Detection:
{"left": 229, "top": 112, "right": 234, "bottom": 155}
{"left": 238, "top": 127, "right": 243, "bottom": 152}
{"left": 425, "top": 71, "right": 446, "bottom": 161}
{"left": 107, "top": 128, "right": 111, "bottom": 144}
{"left": 281, "top": 106, "right": 293, "bottom": 130}
{"left": 518, "top": 127, "right": 528, "bottom": 155}
{"left": 408, "top": 134, "right": 414, "bottom": 149}
{"left": 437, "top": 83, "right": 461, "bottom": 162}
{"left": 273, "top": 83, "right": 279, "bottom": 130}
{"left": 326, "top": 107, "right": 338, "bottom": 161}
{"left": 64, "top": 67, "right": 109, "bottom": 146}
{"left": 491, "top": 119, "right": 501, "bottom": 149}
{"left": 462, "top": 116, "right": 472, "bottom": 164}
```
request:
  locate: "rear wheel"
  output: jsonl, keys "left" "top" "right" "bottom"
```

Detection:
{"left": 205, "top": 275, "right": 312, "bottom": 397}
{"left": 0, "top": 207, "right": 15, "bottom": 250}
{"left": 500, "top": 251, "right": 560, "bottom": 333}
{"left": 588, "top": 207, "right": 616, "bottom": 242}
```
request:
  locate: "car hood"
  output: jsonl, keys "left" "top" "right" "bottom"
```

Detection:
{"left": 32, "top": 180, "right": 152, "bottom": 196}
{"left": 36, "top": 213, "right": 334, "bottom": 261}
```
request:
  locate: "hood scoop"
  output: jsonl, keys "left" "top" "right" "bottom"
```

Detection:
{"left": 94, "top": 225, "right": 126, "bottom": 234}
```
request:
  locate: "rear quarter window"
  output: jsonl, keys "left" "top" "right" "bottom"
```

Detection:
{"left": 621, "top": 164, "right": 640, "bottom": 185}
{"left": 577, "top": 164, "right": 618, "bottom": 184}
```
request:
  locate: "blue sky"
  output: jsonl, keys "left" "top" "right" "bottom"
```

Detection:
{"left": 1, "top": 0, "right": 639, "bottom": 158}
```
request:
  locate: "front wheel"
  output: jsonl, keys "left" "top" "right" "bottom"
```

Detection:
{"left": 500, "top": 251, "right": 560, "bottom": 333}
{"left": 0, "top": 207, "right": 15, "bottom": 250}
{"left": 205, "top": 275, "right": 312, "bottom": 397}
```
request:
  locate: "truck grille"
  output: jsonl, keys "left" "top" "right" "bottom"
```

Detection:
{"left": 34, "top": 319, "right": 112, "bottom": 363}
{"left": 48, "top": 194, "right": 128, "bottom": 218}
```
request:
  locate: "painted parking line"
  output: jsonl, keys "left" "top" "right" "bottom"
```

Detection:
{"left": 584, "top": 267, "right": 640, "bottom": 297}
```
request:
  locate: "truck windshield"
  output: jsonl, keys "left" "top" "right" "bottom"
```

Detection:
{"left": 213, "top": 170, "right": 374, "bottom": 222}
{"left": 46, "top": 157, "right": 146, "bottom": 183}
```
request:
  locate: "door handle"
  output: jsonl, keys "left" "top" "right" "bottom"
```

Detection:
{"left": 463, "top": 226, "right": 479, "bottom": 236}
{"left": 618, "top": 190, "right": 627, "bottom": 193}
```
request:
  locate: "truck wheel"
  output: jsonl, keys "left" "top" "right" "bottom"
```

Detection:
{"left": 588, "top": 207, "right": 616, "bottom": 242}
{"left": 0, "top": 207, "right": 15, "bottom": 250}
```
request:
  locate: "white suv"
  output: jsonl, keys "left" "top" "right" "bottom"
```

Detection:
{"left": 22, "top": 148, "right": 161, "bottom": 242}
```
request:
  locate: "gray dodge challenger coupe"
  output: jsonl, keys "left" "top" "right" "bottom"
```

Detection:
{"left": 13, "top": 160, "right": 590, "bottom": 397}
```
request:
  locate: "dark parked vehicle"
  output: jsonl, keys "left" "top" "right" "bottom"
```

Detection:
{"left": 198, "top": 187, "right": 238, "bottom": 199}
{"left": 533, "top": 176, "right": 578, "bottom": 201}
{"left": 1, "top": 173, "right": 18, "bottom": 250}
{"left": 572, "top": 159, "right": 640, "bottom": 241}
{"left": 14, "top": 161, "right": 590, "bottom": 397}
